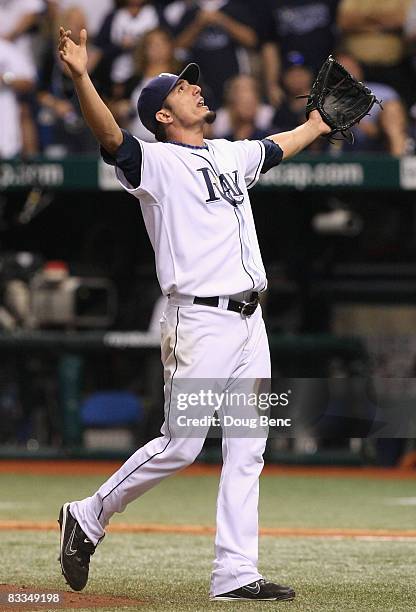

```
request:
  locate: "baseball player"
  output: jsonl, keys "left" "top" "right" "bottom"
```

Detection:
{"left": 57, "top": 26, "right": 331, "bottom": 602}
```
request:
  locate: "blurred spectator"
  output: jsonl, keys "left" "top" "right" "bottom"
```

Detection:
{"left": 272, "top": 63, "right": 313, "bottom": 132}
{"left": 164, "top": 0, "right": 257, "bottom": 109}
{"left": 109, "top": 27, "right": 180, "bottom": 141}
{"left": 47, "top": 0, "right": 114, "bottom": 40}
{"left": 111, "top": 0, "right": 160, "bottom": 84}
{"left": 0, "top": 0, "right": 45, "bottom": 62}
{"left": 271, "top": 61, "right": 326, "bottom": 153}
{"left": 337, "top": 0, "right": 414, "bottom": 107}
{"left": 0, "top": 39, "right": 36, "bottom": 158}
{"left": 405, "top": 0, "right": 416, "bottom": 52}
{"left": 36, "top": 39, "right": 97, "bottom": 154}
{"left": 212, "top": 74, "right": 273, "bottom": 141}
{"left": 404, "top": 1, "right": 416, "bottom": 137}
{"left": 404, "top": 0, "right": 416, "bottom": 84}
{"left": 84, "top": 7, "right": 118, "bottom": 96}
{"left": 0, "top": 0, "right": 45, "bottom": 156}
{"left": 259, "top": 0, "right": 340, "bottom": 106}
{"left": 333, "top": 54, "right": 408, "bottom": 157}
{"left": 88, "top": 0, "right": 159, "bottom": 97}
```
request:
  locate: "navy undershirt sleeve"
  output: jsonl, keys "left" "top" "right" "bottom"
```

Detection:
{"left": 260, "top": 138, "right": 284, "bottom": 174}
{"left": 100, "top": 129, "right": 142, "bottom": 188}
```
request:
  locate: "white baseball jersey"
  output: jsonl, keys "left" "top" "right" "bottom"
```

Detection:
{"left": 115, "top": 138, "right": 270, "bottom": 297}
{"left": 72, "top": 131, "right": 285, "bottom": 599}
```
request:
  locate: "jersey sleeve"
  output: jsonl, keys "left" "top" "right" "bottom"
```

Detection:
{"left": 101, "top": 129, "right": 142, "bottom": 188}
{"left": 231, "top": 139, "right": 266, "bottom": 189}
{"left": 261, "top": 138, "right": 284, "bottom": 173}
{"left": 113, "top": 138, "right": 168, "bottom": 203}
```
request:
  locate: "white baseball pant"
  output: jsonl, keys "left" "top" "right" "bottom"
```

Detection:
{"left": 70, "top": 295, "right": 270, "bottom": 596}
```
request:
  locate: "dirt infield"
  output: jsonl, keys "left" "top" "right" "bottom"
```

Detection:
{"left": 0, "top": 584, "right": 143, "bottom": 611}
{"left": 1, "top": 520, "right": 416, "bottom": 541}
{"left": 0, "top": 460, "right": 415, "bottom": 479}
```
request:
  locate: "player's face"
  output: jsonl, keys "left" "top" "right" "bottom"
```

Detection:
{"left": 164, "top": 79, "right": 214, "bottom": 129}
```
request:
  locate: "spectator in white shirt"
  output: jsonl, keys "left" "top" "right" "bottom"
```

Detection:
{"left": 108, "top": 0, "right": 160, "bottom": 83}
{"left": 0, "top": 0, "right": 44, "bottom": 65}
{"left": 0, "top": 39, "right": 36, "bottom": 158}
{"left": 0, "top": 0, "right": 44, "bottom": 156}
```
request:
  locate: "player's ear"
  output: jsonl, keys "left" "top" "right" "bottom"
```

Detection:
{"left": 155, "top": 108, "right": 173, "bottom": 125}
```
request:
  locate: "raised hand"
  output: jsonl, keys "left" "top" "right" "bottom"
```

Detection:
{"left": 308, "top": 109, "right": 332, "bottom": 136}
{"left": 58, "top": 27, "right": 88, "bottom": 78}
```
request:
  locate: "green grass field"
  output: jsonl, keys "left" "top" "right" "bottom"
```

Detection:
{"left": 1, "top": 470, "right": 416, "bottom": 611}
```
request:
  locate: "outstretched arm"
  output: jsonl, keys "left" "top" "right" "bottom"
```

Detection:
{"left": 266, "top": 111, "right": 331, "bottom": 159}
{"left": 58, "top": 27, "right": 122, "bottom": 154}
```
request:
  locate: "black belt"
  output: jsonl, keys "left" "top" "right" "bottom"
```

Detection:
{"left": 193, "top": 292, "right": 259, "bottom": 317}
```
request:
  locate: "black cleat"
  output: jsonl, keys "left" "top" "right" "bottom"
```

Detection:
{"left": 212, "top": 579, "right": 296, "bottom": 601}
{"left": 58, "top": 502, "right": 96, "bottom": 591}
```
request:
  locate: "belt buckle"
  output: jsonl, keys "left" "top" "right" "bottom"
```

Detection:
{"left": 240, "top": 299, "right": 258, "bottom": 318}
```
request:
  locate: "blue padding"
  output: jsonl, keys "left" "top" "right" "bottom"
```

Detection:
{"left": 81, "top": 391, "right": 143, "bottom": 427}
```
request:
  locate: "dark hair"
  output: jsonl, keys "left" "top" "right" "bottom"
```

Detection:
{"left": 154, "top": 121, "right": 168, "bottom": 142}
{"left": 153, "top": 100, "right": 172, "bottom": 142}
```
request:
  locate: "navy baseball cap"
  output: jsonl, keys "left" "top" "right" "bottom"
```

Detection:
{"left": 137, "top": 63, "right": 200, "bottom": 135}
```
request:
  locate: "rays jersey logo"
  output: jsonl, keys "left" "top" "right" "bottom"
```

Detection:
{"left": 197, "top": 167, "right": 245, "bottom": 207}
